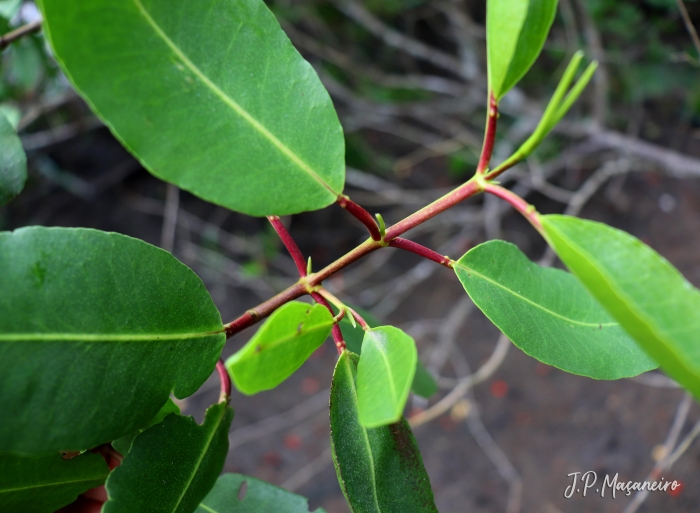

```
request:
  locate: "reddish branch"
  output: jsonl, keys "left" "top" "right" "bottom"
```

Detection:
{"left": 389, "top": 238, "right": 453, "bottom": 268}
{"left": 310, "top": 291, "right": 346, "bottom": 354}
{"left": 216, "top": 359, "right": 231, "bottom": 404}
{"left": 0, "top": 21, "right": 42, "bottom": 51}
{"left": 484, "top": 183, "right": 542, "bottom": 230}
{"left": 476, "top": 91, "right": 498, "bottom": 174}
{"left": 267, "top": 215, "right": 307, "bottom": 277}
{"left": 337, "top": 195, "right": 382, "bottom": 241}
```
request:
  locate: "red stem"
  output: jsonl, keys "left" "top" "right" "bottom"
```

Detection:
{"left": 389, "top": 238, "right": 453, "bottom": 268}
{"left": 347, "top": 306, "right": 370, "bottom": 330}
{"left": 216, "top": 359, "right": 231, "bottom": 404}
{"left": 310, "top": 291, "right": 346, "bottom": 354}
{"left": 268, "top": 216, "right": 307, "bottom": 277}
{"left": 337, "top": 195, "right": 382, "bottom": 241}
{"left": 484, "top": 184, "right": 542, "bottom": 230}
{"left": 224, "top": 179, "right": 487, "bottom": 339}
{"left": 476, "top": 91, "right": 498, "bottom": 175}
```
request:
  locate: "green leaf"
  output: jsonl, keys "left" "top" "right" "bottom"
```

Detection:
{"left": 454, "top": 240, "right": 656, "bottom": 379}
{"left": 339, "top": 311, "right": 437, "bottom": 399}
{"left": 104, "top": 402, "right": 234, "bottom": 513}
{"left": 330, "top": 351, "right": 437, "bottom": 513}
{"left": 112, "top": 398, "right": 181, "bottom": 456}
{"left": 487, "top": 0, "right": 558, "bottom": 99}
{"left": 38, "top": 0, "right": 345, "bottom": 216}
{"left": 0, "top": 452, "right": 109, "bottom": 513}
{"left": 0, "top": 0, "right": 21, "bottom": 20}
{"left": 0, "top": 111, "right": 27, "bottom": 206}
{"left": 195, "top": 473, "right": 327, "bottom": 513}
{"left": 356, "top": 327, "right": 417, "bottom": 427}
{"left": 541, "top": 215, "right": 700, "bottom": 396}
{"left": 226, "top": 302, "right": 333, "bottom": 395}
{"left": 0, "top": 227, "right": 225, "bottom": 453}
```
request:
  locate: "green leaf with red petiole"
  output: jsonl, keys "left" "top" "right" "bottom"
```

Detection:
{"left": 454, "top": 240, "right": 657, "bottom": 379}
{"left": 226, "top": 301, "right": 334, "bottom": 395}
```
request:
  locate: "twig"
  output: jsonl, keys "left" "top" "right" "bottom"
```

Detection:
{"left": 676, "top": 0, "right": 700, "bottom": 59}
{"left": 476, "top": 92, "right": 499, "bottom": 174}
{"left": 310, "top": 291, "right": 346, "bottom": 353}
{"left": 160, "top": 184, "right": 179, "bottom": 253}
{"left": 229, "top": 389, "right": 329, "bottom": 450}
{"left": 410, "top": 333, "right": 511, "bottom": 427}
{"left": 337, "top": 195, "right": 381, "bottom": 241}
{"left": 267, "top": 216, "right": 307, "bottom": 277}
{"left": 216, "top": 360, "right": 231, "bottom": 405}
{"left": 388, "top": 238, "right": 453, "bottom": 268}
{"left": 621, "top": 393, "right": 693, "bottom": 513}
{"left": 0, "top": 20, "right": 42, "bottom": 51}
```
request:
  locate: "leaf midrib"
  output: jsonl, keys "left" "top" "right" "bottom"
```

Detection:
{"left": 0, "top": 331, "right": 222, "bottom": 342}
{"left": 170, "top": 406, "right": 228, "bottom": 513}
{"left": 0, "top": 476, "right": 104, "bottom": 494}
{"left": 455, "top": 261, "right": 618, "bottom": 328}
{"left": 130, "top": 0, "right": 338, "bottom": 197}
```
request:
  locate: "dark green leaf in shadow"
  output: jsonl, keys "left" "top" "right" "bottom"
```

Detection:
{"left": 195, "top": 473, "right": 326, "bottom": 513}
{"left": 0, "top": 452, "right": 109, "bottom": 513}
{"left": 454, "top": 240, "right": 657, "bottom": 378}
{"left": 541, "top": 215, "right": 700, "bottom": 396}
{"left": 226, "top": 302, "right": 334, "bottom": 395}
{"left": 0, "top": 112, "right": 26, "bottom": 206}
{"left": 39, "top": 0, "right": 345, "bottom": 216}
{"left": 112, "top": 398, "right": 181, "bottom": 456}
{"left": 330, "top": 351, "right": 437, "bottom": 513}
{"left": 104, "top": 402, "right": 234, "bottom": 513}
{"left": 0, "top": 227, "right": 225, "bottom": 453}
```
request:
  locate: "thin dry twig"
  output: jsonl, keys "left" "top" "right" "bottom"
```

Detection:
{"left": 0, "top": 20, "right": 42, "bottom": 51}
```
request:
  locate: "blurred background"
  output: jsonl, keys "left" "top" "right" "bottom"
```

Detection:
{"left": 2, "top": 0, "right": 700, "bottom": 511}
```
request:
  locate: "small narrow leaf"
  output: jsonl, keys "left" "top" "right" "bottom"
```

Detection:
{"left": 39, "top": 0, "right": 345, "bottom": 216}
{"left": 0, "top": 227, "right": 225, "bottom": 453}
{"left": 0, "top": 452, "right": 109, "bottom": 513}
{"left": 541, "top": 215, "right": 700, "bottom": 397}
{"left": 339, "top": 310, "right": 438, "bottom": 398}
{"left": 331, "top": 351, "right": 437, "bottom": 513}
{"left": 454, "top": 240, "right": 656, "bottom": 379}
{"left": 195, "top": 474, "right": 327, "bottom": 513}
{"left": 357, "top": 327, "right": 417, "bottom": 427}
{"left": 104, "top": 402, "right": 234, "bottom": 513}
{"left": 487, "top": 0, "right": 558, "bottom": 99}
{"left": 226, "top": 302, "right": 333, "bottom": 395}
{"left": 0, "top": 112, "right": 27, "bottom": 206}
{"left": 112, "top": 398, "right": 181, "bottom": 456}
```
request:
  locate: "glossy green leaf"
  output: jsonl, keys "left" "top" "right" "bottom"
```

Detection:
{"left": 454, "top": 240, "right": 656, "bottom": 378}
{"left": 0, "top": 112, "right": 27, "bottom": 206}
{"left": 226, "top": 302, "right": 333, "bottom": 395}
{"left": 112, "top": 398, "right": 181, "bottom": 456}
{"left": 39, "top": 0, "right": 345, "bottom": 216}
{"left": 339, "top": 311, "right": 437, "bottom": 399}
{"left": 330, "top": 351, "right": 437, "bottom": 513}
{"left": 0, "top": 227, "right": 225, "bottom": 453}
{"left": 487, "top": 0, "right": 558, "bottom": 99}
{"left": 0, "top": 452, "right": 109, "bottom": 513}
{"left": 541, "top": 215, "right": 700, "bottom": 396}
{"left": 357, "top": 327, "right": 417, "bottom": 427}
{"left": 104, "top": 402, "right": 234, "bottom": 513}
{"left": 195, "top": 474, "right": 327, "bottom": 513}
